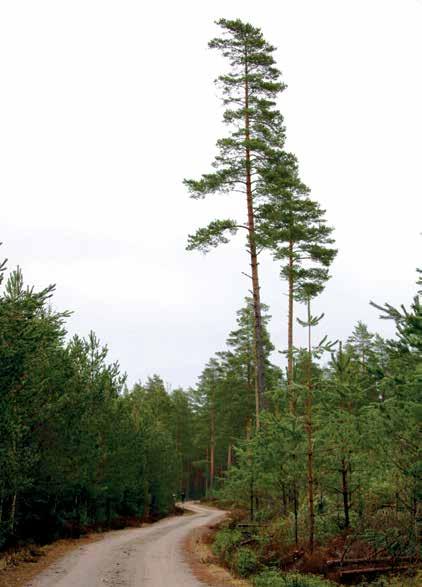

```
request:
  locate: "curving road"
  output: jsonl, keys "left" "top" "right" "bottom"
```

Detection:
{"left": 25, "top": 503, "right": 224, "bottom": 587}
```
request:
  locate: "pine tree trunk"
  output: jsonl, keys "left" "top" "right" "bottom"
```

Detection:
{"left": 306, "top": 298, "right": 315, "bottom": 551}
{"left": 9, "top": 492, "right": 17, "bottom": 533}
{"left": 210, "top": 401, "right": 215, "bottom": 490}
{"left": 287, "top": 240, "right": 295, "bottom": 413}
{"left": 291, "top": 417, "right": 299, "bottom": 546}
{"left": 348, "top": 460, "right": 353, "bottom": 515}
{"left": 205, "top": 446, "right": 209, "bottom": 495}
{"left": 414, "top": 491, "right": 421, "bottom": 557}
{"left": 250, "top": 477, "right": 255, "bottom": 521}
{"left": 227, "top": 443, "right": 232, "bottom": 469}
{"left": 106, "top": 498, "right": 111, "bottom": 525}
{"left": 341, "top": 458, "right": 350, "bottom": 528}
{"left": 246, "top": 419, "right": 254, "bottom": 521}
{"left": 244, "top": 60, "right": 265, "bottom": 428}
{"left": 282, "top": 483, "right": 287, "bottom": 516}
{"left": 293, "top": 482, "right": 299, "bottom": 545}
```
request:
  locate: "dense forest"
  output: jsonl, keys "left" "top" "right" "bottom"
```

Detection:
{"left": 0, "top": 16, "right": 420, "bottom": 587}
{"left": 0, "top": 261, "right": 190, "bottom": 547}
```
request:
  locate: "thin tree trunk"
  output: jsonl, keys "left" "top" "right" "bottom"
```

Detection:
{"left": 291, "top": 416, "right": 299, "bottom": 546}
{"left": 205, "top": 446, "right": 209, "bottom": 495}
{"left": 348, "top": 460, "right": 353, "bottom": 514}
{"left": 282, "top": 482, "right": 287, "bottom": 516}
{"left": 10, "top": 492, "right": 17, "bottom": 533}
{"left": 306, "top": 298, "right": 315, "bottom": 551}
{"left": 210, "top": 402, "right": 215, "bottom": 490}
{"left": 287, "top": 240, "right": 295, "bottom": 413}
{"left": 288, "top": 246, "right": 302, "bottom": 543}
{"left": 227, "top": 443, "right": 232, "bottom": 469}
{"left": 293, "top": 482, "right": 299, "bottom": 545}
{"left": 414, "top": 489, "right": 421, "bottom": 559}
{"left": 244, "top": 58, "right": 265, "bottom": 429}
{"left": 246, "top": 419, "right": 254, "bottom": 521}
{"left": 106, "top": 498, "right": 111, "bottom": 525}
{"left": 341, "top": 458, "right": 350, "bottom": 528}
{"left": 250, "top": 477, "right": 255, "bottom": 521}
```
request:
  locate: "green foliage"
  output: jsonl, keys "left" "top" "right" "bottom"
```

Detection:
{"left": 256, "top": 181, "right": 337, "bottom": 302}
{"left": 188, "top": 298, "right": 281, "bottom": 497}
{"left": 253, "top": 570, "right": 334, "bottom": 586}
{"left": 205, "top": 270, "right": 421, "bottom": 568}
{"left": 356, "top": 571, "right": 422, "bottom": 586}
{"left": 186, "top": 219, "right": 238, "bottom": 253}
{"left": 0, "top": 265, "right": 191, "bottom": 549}
{"left": 184, "top": 17, "right": 290, "bottom": 253}
{"left": 234, "top": 547, "right": 259, "bottom": 577}
{"left": 212, "top": 528, "right": 243, "bottom": 562}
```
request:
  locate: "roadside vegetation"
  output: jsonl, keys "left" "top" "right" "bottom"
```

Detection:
{"left": 0, "top": 260, "right": 195, "bottom": 549}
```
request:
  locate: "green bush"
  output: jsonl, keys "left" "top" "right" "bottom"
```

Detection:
{"left": 212, "top": 528, "right": 243, "bottom": 563}
{"left": 253, "top": 570, "right": 334, "bottom": 587}
{"left": 234, "top": 547, "right": 258, "bottom": 577}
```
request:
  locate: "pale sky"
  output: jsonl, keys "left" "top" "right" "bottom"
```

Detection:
{"left": 1, "top": 0, "right": 421, "bottom": 389}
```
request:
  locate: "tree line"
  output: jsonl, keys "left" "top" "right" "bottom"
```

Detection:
{"left": 0, "top": 260, "right": 196, "bottom": 548}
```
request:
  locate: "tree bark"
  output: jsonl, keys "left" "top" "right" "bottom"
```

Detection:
{"left": 281, "top": 482, "right": 287, "bottom": 516}
{"left": 250, "top": 477, "right": 255, "bottom": 521}
{"left": 244, "top": 57, "right": 265, "bottom": 429}
{"left": 227, "top": 443, "right": 232, "bottom": 469}
{"left": 246, "top": 419, "right": 255, "bottom": 521}
{"left": 210, "top": 394, "right": 215, "bottom": 490}
{"left": 341, "top": 458, "right": 350, "bottom": 528}
{"left": 287, "top": 240, "right": 295, "bottom": 413}
{"left": 306, "top": 298, "right": 315, "bottom": 551}
{"left": 10, "top": 492, "right": 17, "bottom": 533}
{"left": 293, "top": 481, "right": 299, "bottom": 545}
{"left": 205, "top": 446, "right": 209, "bottom": 495}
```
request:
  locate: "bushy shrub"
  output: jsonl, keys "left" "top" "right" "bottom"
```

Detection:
{"left": 267, "top": 517, "right": 295, "bottom": 553}
{"left": 361, "top": 509, "right": 417, "bottom": 557}
{"left": 253, "top": 570, "right": 334, "bottom": 587}
{"left": 212, "top": 528, "right": 243, "bottom": 563}
{"left": 234, "top": 547, "right": 258, "bottom": 577}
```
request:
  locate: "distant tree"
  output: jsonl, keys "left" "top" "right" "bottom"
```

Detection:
{"left": 371, "top": 268, "right": 422, "bottom": 354}
{"left": 0, "top": 268, "right": 68, "bottom": 538}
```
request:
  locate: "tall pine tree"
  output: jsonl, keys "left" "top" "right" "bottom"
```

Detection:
{"left": 185, "top": 18, "right": 291, "bottom": 427}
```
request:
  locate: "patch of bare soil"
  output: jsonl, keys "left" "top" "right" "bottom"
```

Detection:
{"left": 0, "top": 533, "right": 104, "bottom": 587}
{"left": 184, "top": 522, "right": 250, "bottom": 587}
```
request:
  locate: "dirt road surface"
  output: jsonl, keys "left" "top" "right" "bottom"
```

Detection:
{"left": 24, "top": 503, "right": 225, "bottom": 587}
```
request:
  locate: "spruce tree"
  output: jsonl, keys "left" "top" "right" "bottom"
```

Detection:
{"left": 184, "top": 18, "right": 290, "bottom": 427}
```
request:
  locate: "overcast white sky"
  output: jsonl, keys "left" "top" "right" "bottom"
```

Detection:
{"left": 0, "top": 0, "right": 421, "bottom": 389}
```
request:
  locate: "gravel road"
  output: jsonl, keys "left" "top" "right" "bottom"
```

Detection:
{"left": 25, "top": 503, "right": 224, "bottom": 587}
